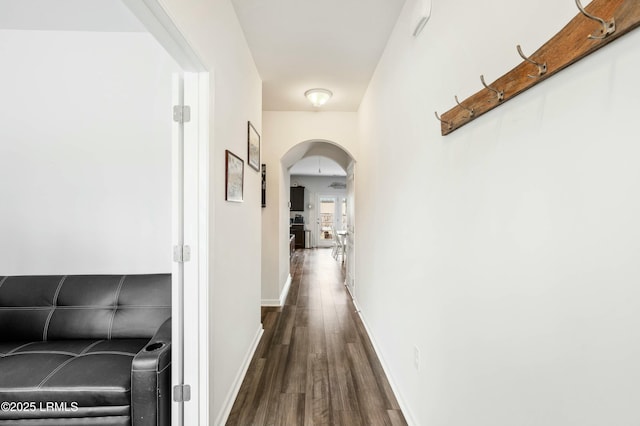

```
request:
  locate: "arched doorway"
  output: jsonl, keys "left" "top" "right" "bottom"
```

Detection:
{"left": 261, "top": 139, "right": 357, "bottom": 306}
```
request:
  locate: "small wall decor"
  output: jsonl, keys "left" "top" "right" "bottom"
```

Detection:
{"left": 225, "top": 150, "right": 244, "bottom": 202}
{"left": 436, "top": 0, "right": 640, "bottom": 136}
{"left": 247, "top": 121, "right": 260, "bottom": 171}
{"left": 261, "top": 164, "right": 266, "bottom": 208}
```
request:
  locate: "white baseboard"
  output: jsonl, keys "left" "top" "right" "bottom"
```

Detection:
{"left": 353, "top": 300, "right": 417, "bottom": 426}
{"left": 345, "top": 280, "right": 355, "bottom": 299}
{"left": 279, "top": 274, "right": 292, "bottom": 305}
{"left": 215, "top": 325, "right": 264, "bottom": 426}
{"left": 261, "top": 274, "right": 292, "bottom": 307}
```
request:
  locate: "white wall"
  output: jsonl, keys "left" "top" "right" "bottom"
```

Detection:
{"left": 261, "top": 111, "right": 358, "bottom": 303}
{"left": 289, "top": 175, "right": 347, "bottom": 247}
{"left": 357, "top": 1, "right": 640, "bottom": 425}
{"left": 0, "top": 29, "right": 178, "bottom": 275}
{"left": 154, "top": 1, "right": 263, "bottom": 423}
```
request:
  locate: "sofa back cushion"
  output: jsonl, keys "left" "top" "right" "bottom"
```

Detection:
{"left": 0, "top": 274, "right": 170, "bottom": 341}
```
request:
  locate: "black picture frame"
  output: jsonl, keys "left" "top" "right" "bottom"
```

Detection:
{"left": 247, "top": 121, "right": 260, "bottom": 172}
{"left": 261, "top": 164, "right": 266, "bottom": 207}
{"left": 225, "top": 150, "right": 244, "bottom": 202}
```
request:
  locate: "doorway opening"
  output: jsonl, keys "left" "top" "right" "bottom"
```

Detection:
{"left": 318, "top": 195, "right": 340, "bottom": 247}
{"left": 289, "top": 155, "right": 347, "bottom": 251}
{"left": 0, "top": 2, "right": 210, "bottom": 425}
{"left": 282, "top": 141, "right": 356, "bottom": 297}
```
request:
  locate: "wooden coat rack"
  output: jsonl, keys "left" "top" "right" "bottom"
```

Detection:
{"left": 436, "top": 0, "right": 640, "bottom": 136}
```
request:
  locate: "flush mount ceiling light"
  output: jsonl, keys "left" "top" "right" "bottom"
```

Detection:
{"left": 304, "top": 88, "right": 333, "bottom": 107}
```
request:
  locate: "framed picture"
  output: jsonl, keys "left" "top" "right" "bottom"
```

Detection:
{"left": 247, "top": 121, "right": 260, "bottom": 171}
{"left": 261, "top": 164, "right": 266, "bottom": 207}
{"left": 225, "top": 150, "right": 244, "bottom": 202}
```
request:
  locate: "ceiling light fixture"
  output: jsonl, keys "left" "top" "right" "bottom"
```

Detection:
{"left": 305, "top": 88, "right": 333, "bottom": 107}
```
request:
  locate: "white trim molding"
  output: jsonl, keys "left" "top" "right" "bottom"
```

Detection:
{"left": 121, "top": 0, "right": 206, "bottom": 72}
{"left": 195, "top": 72, "right": 210, "bottom": 426}
{"left": 215, "top": 325, "right": 264, "bottom": 426}
{"left": 353, "top": 300, "right": 417, "bottom": 426}
{"left": 261, "top": 299, "right": 281, "bottom": 307}
{"left": 279, "top": 274, "right": 292, "bottom": 306}
{"left": 261, "top": 274, "right": 292, "bottom": 307}
{"left": 345, "top": 277, "right": 355, "bottom": 300}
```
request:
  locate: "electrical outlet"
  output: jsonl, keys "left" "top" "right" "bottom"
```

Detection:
{"left": 413, "top": 346, "right": 420, "bottom": 371}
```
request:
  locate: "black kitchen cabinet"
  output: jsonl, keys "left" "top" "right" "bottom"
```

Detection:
{"left": 290, "top": 186, "right": 305, "bottom": 211}
{"left": 290, "top": 224, "right": 305, "bottom": 249}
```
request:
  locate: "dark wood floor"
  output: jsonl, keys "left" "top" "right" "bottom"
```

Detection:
{"left": 227, "top": 248, "right": 407, "bottom": 426}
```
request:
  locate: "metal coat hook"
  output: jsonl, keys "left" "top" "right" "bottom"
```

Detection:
{"left": 480, "top": 75, "right": 504, "bottom": 102}
{"left": 575, "top": 0, "right": 615, "bottom": 39}
{"left": 516, "top": 45, "right": 547, "bottom": 78}
{"left": 434, "top": 111, "right": 452, "bottom": 130}
{"left": 455, "top": 95, "right": 474, "bottom": 117}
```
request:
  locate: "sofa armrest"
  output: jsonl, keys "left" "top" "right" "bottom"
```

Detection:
{"left": 131, "top": 318, "right": 172, "bottom": 426}
{"left": 133, "top": 318, "right": 172, "bottom": 372}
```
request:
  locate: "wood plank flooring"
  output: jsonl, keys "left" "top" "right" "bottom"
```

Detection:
{"left": 227, "top": 248, "right": 407, "bottom": 426}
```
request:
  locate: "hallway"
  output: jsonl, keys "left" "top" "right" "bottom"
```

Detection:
{"left": 227, "top": 248, "right": 406, "bottom": 425}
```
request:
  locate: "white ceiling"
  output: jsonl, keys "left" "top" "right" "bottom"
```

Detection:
{"left": 0, "top": 0, "right": 146, "bottom": 32}
{"left": 290, "top": 156, "right": 346, "bottom": 177}
{"left": 2, "top": 0, "right": 407, "bottom": 111}
{"left": 232, "top": 0, "right": 407, "bottom": 111}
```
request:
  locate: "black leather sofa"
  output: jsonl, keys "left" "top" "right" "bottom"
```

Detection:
{"left": 0, "top": 274, "right": 171, "bottom": 426}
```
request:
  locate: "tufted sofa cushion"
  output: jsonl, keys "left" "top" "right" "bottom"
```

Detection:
{"left": 0, "top": 275, "right": 171, "bottom": 341}
{"left": 0, "top": 339, "right": 148, "bottom": 407}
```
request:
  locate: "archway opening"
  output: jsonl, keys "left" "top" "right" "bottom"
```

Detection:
{"left": 289, "top": 155, "right": 347, "bottom": 250}
{"left": 282, "top": 140, "right": 357, "bottom": 297}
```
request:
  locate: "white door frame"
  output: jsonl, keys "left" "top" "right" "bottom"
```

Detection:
{"left": 171, "top": 73, "right": 186, "bottom": 426}
{"left": 316, "top": 194, "right": 340, "bottom": 248}
{"left": 174, "top": 72, "right": 210, "bottom": 426}
{"left": 345, "top": 163, "right": 356, "bottom": 298}
{"left": 121, "top": 1, "right": 210, "bottom": 425}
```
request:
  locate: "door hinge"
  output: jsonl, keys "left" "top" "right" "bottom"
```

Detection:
{"left": 173, "top": 384, "right": 191, "bottom": 402}
{"left": 173, "top": 105, "right": 191, "bottom": 123}
{"left": 173, "top": 245, "right": 191, "bottom": 263}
